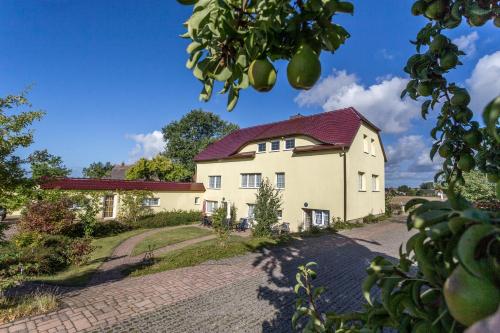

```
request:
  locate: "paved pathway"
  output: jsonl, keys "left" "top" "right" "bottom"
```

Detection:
{"left": 89, "top": 225, "right": 218, "bottom": 285}
{"left": 0, "top": 216, "right": 411, "bottom": 333}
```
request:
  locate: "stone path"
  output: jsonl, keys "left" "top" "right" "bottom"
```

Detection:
{"left": 89, "top": 225, "right": 218, "bottom": 285}
{"left": 0, "top": 216, "right": 411, "bottom": 333}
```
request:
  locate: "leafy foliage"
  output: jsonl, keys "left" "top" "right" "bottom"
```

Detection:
{"left": 28, "top": 149, "right": 71, "bottom": 182}
{"left": 179, "top": 1, "right": 500, "bottom": 331}
{"left": 82, "top": 161, "right": 113, "bottom": 179}
{"left": 131, "top": 210, "right": 203, "bottom": 228}
{"left": 118, "top": 190, "right": 154, "bottom": 224}
{"left": 455, "top": 170, "right": 497, "bottom": 203}
{"left": 125, "top": 155, "right": 192, "bottom": 182}
{"left": 253, "top": 178, "right": 282, "bottom": 237}
{"left": 19, "top": 197, "right": 76, "bottom": 236}
{"left": 162, "top": 109, "right": 239, "bottom": 172}
{"left": 179, "top": 0, "right": 352, "bottom": 110}
{"left": 0, "top": 92, "right": 44, "bottom": 210}
{"left": 211, "top": 206, "right": 231, "bottom": 245}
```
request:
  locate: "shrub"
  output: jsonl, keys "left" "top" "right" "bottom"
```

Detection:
{"left": 253, "top": 178, "right": 282, "bottom": 237}
{"left": 131, "top": 210, "right": 202, "bottom": 228}
{"left": 118, "top": 190, "right": 154, "bottom": 224}
{"left": 67, "top": 238, "right": 94, "bottom": 266}
{"left": 212, "top": 206, "right": 230, "bottom": 246}
{"left": 92, "top": 220, "right": 132, "bottom": 238}
{"left": 19, "top": 198, "right": 76, "bottom": 236}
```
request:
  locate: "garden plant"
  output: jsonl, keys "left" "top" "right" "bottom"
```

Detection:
{"left": 178, "top": 0, "right": 499, "bottom": 331}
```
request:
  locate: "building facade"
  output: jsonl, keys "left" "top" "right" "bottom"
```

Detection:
{"left": 195, "top": 107, "right": 386, "bottom": 232}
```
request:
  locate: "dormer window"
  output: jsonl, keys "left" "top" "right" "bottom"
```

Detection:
{"left": 271, "top": 140, "right": 280, "bottom": 151}
{"left": 258, "top": 142, "right": 266, "bottom": 152}
{"left": 285, "top": 138, "right": 295, "bottom": 150}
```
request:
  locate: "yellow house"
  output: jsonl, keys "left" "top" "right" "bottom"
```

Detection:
{"left": 41, "top": 107, "right": 386, "bottom": 232}
{"left": 194, "top": 107, "right": 387, "bottom": 232}
{"left": 41, "top": 179, "right": 205, "bottom": 219}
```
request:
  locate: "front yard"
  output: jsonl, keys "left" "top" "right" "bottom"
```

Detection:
{"left": 131, "top": 226, "right": 213, "bottom": 256}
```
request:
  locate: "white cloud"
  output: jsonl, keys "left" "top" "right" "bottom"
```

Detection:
{"left": 385, "top": 135, "right": 443, "bottom": 186}
{"left": 452, "top": 32, "right": 479, "bottom": 57}
{"left": 126, "top": 130, "right": 164, "bottom": 161}
{"left": 378, "top": 48, "right": 395, "bottom": 60}
{"left": 295, "top": 69, "right": 420, "bottom": 133}
{"left": 466, "top": 51, "right": 500, "bottom": 113}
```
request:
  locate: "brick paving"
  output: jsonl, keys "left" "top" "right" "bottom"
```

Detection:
{"left": 0, "top": 216, "right": 411, "bottom": 333}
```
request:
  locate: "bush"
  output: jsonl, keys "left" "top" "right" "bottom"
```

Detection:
{"left": 67, "top": 238, "right": 94, "bottom": 266}
{"left": 253, "top": 178, "right": 282, "bottom": 237}
{"left": 92, "top": 220, "right": 132, "bottom": 238}
{"left": 131, "top": 210, "right": 202, "bottom": 228}
{"left": 212, "top": 207, "right": 230, "bottom": 245}
{"left": 19, "top": 198, "right": 77, "bottom": 236}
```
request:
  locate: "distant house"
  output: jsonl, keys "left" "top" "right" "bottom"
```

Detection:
{"left": 106, "top": 164, "right": 131, "bottom": 180}
{"left": 42, "top": 107, "right": 386, "bottom": 231}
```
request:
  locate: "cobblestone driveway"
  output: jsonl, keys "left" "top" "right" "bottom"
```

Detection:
{"left": 1, "top": 217, "right": 411, "bottom": 333}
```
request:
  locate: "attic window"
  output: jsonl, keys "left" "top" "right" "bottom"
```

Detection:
{"left": 271, "top": 140, "right": 280, "bottom": 151}
{"left": 285, "top": 138, "right": 295, "bottom": 150}
{"left": 258, "top": 142, "right": 266, "bottom": 152}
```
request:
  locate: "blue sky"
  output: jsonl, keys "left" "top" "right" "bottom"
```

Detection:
{"left": 1, "top": 0, "right": 499, "bottom": 186}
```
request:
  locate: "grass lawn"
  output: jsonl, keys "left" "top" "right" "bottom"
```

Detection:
{"left": 126, "top": 235, "right": 290, "bottom": 277}
{"left": 34, "top": 229, "right": 147, "bottom": 286}
{"left": 131, "top": 226, "right": 213, "bottom": 256}
{"left": 0, "top": 292, "right": 58, "bottom": 324}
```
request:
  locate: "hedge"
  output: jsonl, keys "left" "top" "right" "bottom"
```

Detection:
{"left": 131, "top": 210, "right": 203, "bottom": 228}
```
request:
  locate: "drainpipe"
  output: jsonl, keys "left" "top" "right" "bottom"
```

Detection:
{"left": 342, "top": 147, "right": 347, "bottom": 222}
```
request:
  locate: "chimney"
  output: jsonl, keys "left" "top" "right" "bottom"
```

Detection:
{"left": 290, "top": 113, "right": 304, "bottom": 120}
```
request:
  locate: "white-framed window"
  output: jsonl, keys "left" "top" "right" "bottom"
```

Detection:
{"left": 258, "top": 142, "right": 266, "bottom": 153}
{"left": 312, "top": 210, "right": 329, "bottom": 226}
{"left": 370, "top": 138, "right": 376, "bottom": 156}
{"left": 363, "top": 135, "right": 369, "bottom": 153}
{"left": 372, "top": 175, "right": 380, "bottom": 191}
{"left": 358, "top": 172, "right": 366, "bottom": 191}
{"left": 277, "top": 210, "right": 283, "bottom": 220}
{"left": 241, "top": 173, "right": 262, "bottom": 188}
{"left": 285, "top": 138, "right": 295, "bottom": 150}
{"left": 248, "top": 204, "right": 256, "bottom": 218}
{"left": 276, "top": 172, "right": 285, "bottom": 189}
{"left": 143, "top": 198, "right": 160, "bottom": 207}
{"left": 194, "top": 197, "right": 200, "bottom": 205}
{"left": 208, "top": 175, "right": 221, "bottom": 189}
{"left": 271, "top": 140, "right": 280, "bottom": 151}
{"left": 206, "top": 200, "right": 218, "bottom": 213}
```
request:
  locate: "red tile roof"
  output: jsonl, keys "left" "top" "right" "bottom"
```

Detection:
{"left": 41, "top": 178, "right": 206, "bottom": 192}
{"left": 195, "top": 107, "right": 385, "bottom": 161}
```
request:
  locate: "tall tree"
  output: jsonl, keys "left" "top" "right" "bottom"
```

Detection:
{"left": 28, "top": 149, "right": 71, "bottom": 182}
{"left": 162, "top": 109, "right": 238, "bottom": 172}
{"left": 0, "top": 92, "right": 44, "bottom": 210}
{"left": 82, "top": 161, "right": 113, "bottom": 179}
{"left": 125, "top": 155, "right": 191, "bottom": 182}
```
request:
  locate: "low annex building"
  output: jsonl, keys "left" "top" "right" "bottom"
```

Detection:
{"left": 42, "top": 107, "right": 386, "bottom": 232}
{"left": 41, "top": 178, "right": 205, "bottom": 219}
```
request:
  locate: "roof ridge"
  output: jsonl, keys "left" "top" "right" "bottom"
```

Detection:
{"left": 49, "top": 177, "right": 199, "bottom": 185}
{"left": 233, "top": 107, "right": 354, "bottom": 133}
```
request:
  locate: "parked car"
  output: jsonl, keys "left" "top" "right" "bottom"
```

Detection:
{"left": 0, "top": 207, "right": 6, "bottom": 221}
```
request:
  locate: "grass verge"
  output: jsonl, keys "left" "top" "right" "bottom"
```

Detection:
{"left": 131, "top": 226, "right": 213, "bottom": 256}
{"left": 0, "top": 292, "right": 58, "bottom": 324}
{"left": 33, "top": 229, "right": 147, "bottom": 286}
{"left": 126, "top": 235, "right": 290, "bottom": 277}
